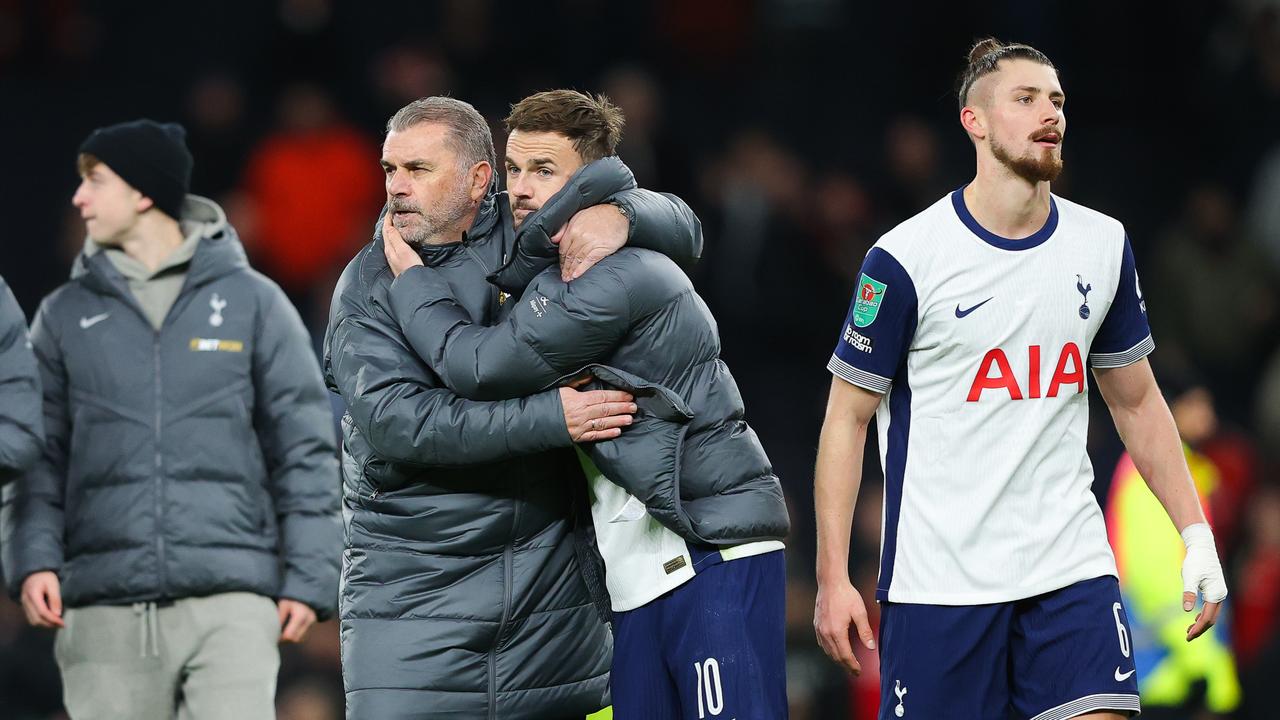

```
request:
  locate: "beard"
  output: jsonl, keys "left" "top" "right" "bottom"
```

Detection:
{"left": 389, "top": 173, "right": 476, "bottom": 247}
{"left": 991, "top": 133, "right": 1063, "bottom": 184}
{"left": 510, "top": 198, "right": 539, "bottom": 229}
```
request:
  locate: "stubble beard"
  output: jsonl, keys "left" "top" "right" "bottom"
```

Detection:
{"left": 510, "top": 199, "right": 538, "bottom": 230}
{"left": 991, "top": 135, "right": 1063, "bottom": 184}
{"left": 390, "top": 173, "right": 477, "bottom": 248}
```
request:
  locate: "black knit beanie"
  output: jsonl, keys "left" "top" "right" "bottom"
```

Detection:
{"left": 79, "top": 119, "right": 193, "bottom": 221}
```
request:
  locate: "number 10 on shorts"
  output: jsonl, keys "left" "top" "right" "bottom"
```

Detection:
{"left": 694, "top": 658, "right": 724, "bottom": 718}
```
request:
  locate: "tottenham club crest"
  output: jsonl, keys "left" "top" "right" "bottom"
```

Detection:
{"left": 1075, "top": 275, "right": 1092, "bottom": 319}
{"left": 894, "top": 680, "right": 908, "bottom": 717}
{"left": 209, "top": 293, "right": 227, "bottom": 327}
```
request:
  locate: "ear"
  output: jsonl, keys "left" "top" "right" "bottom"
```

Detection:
{"left": 960, "top": 104, "right": 987, "bottom": 141}
{"left": 134, "top": 192, "right": 155, "bottom": 214}
{"left": 469, "top": 161, "right": 493, "bottom": 202}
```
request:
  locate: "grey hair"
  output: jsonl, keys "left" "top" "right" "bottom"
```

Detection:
{"left": 386, "top": 96, "right": 496, "bottom": 170}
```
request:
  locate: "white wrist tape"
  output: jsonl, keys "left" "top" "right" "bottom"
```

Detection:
{"left": 1181, "top": 522, "right": 1227, "bottom": 604}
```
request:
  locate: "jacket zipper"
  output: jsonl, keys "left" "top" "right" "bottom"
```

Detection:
{"left": 489, "top": 542, "right": 514, "bottom": 719}
{"left": 150, "top": 283, "right": 202, "bottom": 600}
{"left": 461, "top": 244, "right": 503, "bottom": 321}
{"left": 489, "top": 497, "right": 519, "bottom": 719}
{"left": 461, "top": 243, "right": 492, "bottom": 275}
{"left": 95, "top": 262, "right": 169, "bottom": 598}
{"left": 150, "top": 286, "right": 196, "bottom": 602}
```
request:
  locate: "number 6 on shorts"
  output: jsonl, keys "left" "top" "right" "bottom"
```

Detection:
{"left": 1112, "top": 602, "right": 1130, "bottom": 658}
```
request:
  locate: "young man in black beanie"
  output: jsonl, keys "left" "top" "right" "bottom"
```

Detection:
{"left": 0, "top": 119, "right": 342, "bottom": 720}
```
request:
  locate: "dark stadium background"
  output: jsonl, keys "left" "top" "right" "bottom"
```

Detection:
{"left": 2, "top": 1, "right": 1278, "bottom": 718}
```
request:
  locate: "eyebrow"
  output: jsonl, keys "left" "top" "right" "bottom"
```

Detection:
{"left": 505, "top": 156, "right": 557, "bottom": 167}
{"left": 1012, "top": 85, "right": 1066, "bottom": 100}
{"left": 381, "top": 159, "right": 433, "bottom": 169}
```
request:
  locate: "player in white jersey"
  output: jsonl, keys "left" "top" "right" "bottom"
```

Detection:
{"left": 812, "top": 38, "right": 1229, "bottom": 720}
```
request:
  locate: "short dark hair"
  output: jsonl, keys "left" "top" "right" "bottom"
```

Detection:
{"left": 957, "top": 38, "right": 1056, "bottom": 111}
{"left": 504, "top": 90, "right": 624, "bottom": 163}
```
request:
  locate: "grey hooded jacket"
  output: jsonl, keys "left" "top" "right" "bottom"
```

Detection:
{"left": 323, "top": 169, "right": 701, "bottom": 718}
{"left": 0, "top": 275, "right": 42, "bottom": 486}
{"left": 387, "top": 158, "right": 790, "bottom": 547}
{"left": 0, "top": 196, "right": 341, "bottom": 617}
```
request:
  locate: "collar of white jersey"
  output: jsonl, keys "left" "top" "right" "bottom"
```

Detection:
{"left": 950, "top": 185, "right": 1060, "bottom": 251}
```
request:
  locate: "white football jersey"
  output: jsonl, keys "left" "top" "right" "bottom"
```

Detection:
{"left": 828, "top": 188, "right": 1152, "bottom": 605}
{"left": 579, "top": 451, "right": 784, "bottom": 612}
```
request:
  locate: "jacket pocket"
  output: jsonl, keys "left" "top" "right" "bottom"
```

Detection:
{"left": 233, "top": 395, "right": 273, "bottom": 534}
{"left": 551, "top": 363, "right": 694, "bottom": 422}
{"left": 63, "top": 401, "right": 141, "bottom": 554}
{"left": 339, "top": 416, "right": 409, "bottom": 498}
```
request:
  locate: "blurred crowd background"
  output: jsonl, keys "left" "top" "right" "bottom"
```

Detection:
{"left": 2, "top": 1, "right": 1279, "bottom": 718}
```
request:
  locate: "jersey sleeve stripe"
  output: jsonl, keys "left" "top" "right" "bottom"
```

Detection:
{"left": 827, "top": 354, "right": 892, "bottom": 394}
{"left": 1088, "top": 334, "right": 1154, "bottom": 368}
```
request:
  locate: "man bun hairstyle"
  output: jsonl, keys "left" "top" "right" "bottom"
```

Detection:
{"left": 505, "top": 89, "right": 625, "bottom": 163}
{"left": 957, "top": 37, "right": 1056, "bottom": 111}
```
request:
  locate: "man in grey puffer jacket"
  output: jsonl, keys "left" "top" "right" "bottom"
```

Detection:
{"left": 0, "top": 274, "right": 43, "bottom": 487}
{"left": 325, "top": 96, "right": 703, "bottom": 719}
{"left": 1, "top": 120, "right": 341, "bottom": 720}
{"left": 382, "top": 90, "right": 789, "bottom": 720}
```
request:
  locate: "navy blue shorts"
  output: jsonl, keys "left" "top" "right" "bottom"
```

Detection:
{"left": 611, "top": 549, "right": 787, "bottom": 719}
{"left": 878, "top": 576, "right": 1140, "bottom": 720}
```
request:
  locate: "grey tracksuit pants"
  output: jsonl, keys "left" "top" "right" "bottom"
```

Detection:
{"left": 55, "top": 592, "right": 280, "bottom": 720}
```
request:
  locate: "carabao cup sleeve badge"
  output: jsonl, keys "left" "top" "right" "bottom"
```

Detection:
{"left": 852, "top": 274, "right": 887, "bottom": 328}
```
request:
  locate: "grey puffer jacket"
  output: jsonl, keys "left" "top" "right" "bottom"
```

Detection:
{"left": 0, "top": 274, "right": 43, "bottom": 486}
{"left": 323, "top": 170, "right": 702, "bottom": 719}
{"left": 0, "top": 196, "right": 341, "bottom": 617}
{"left": 387, "top": 157, "right": 790, "bottom": 547}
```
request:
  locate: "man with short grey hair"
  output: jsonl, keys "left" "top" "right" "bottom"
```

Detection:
{"left": 325, "top": 95, "right": 702, "bottom": 718}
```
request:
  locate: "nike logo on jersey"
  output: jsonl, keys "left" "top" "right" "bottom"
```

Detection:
{"left": 1114, "top": 667, "right": 1136, "bottom": 682}
{"left": 79, "top": 313, "right": 110, "bottom": 329}
{"left": 954, "top": 297, "right": 993, "bottom": 318}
